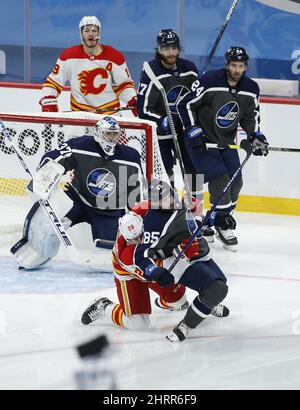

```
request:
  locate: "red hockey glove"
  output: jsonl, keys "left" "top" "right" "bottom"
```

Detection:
{"left": 39, "top": 95, "right": 58, "bottom": 112}
{"left": 127, "top": 96, "right": 137, "bottom": 117}
{"left": 180, "top": 239, "right": 200, "bottom": 261}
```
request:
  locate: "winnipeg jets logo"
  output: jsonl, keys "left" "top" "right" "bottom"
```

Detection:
{"left": 216, "top": 102, "right": 239, "bottom": 128}
{"left": 87, "top": 168, "right": 116, "bottom": 197}
{"left": 167, "top": 85, "right": 190, "bottom": 115}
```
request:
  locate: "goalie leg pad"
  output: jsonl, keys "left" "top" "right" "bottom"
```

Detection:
{"left": 11, "top": 189, "right": 73, "bottom": 269}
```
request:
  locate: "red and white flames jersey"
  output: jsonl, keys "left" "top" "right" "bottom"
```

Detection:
{"left": 42, "top": 44, "right": 136, "bottom": 113}
{"left": 112, "top": 234, "right": 147, "bottom": 282}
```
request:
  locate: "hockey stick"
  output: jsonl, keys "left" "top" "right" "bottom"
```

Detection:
{"left": 0, "top": 119, "right": 84, "bottom": 265}
{"left": 201, "top": 0, "right": 240, "bottom": 75}
{"left": 95, "top": 107, "right": 133, "bottom": 113}
{"left": 206, "top": 143, "right": 300, "bottom": 153}
{"left": 143, "top": 61, "right": 192, "bottom": 204}
{"left": 168, "top": 139, "right": 253, "bottom": 272}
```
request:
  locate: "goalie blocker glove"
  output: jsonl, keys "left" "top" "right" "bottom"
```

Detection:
{"left": 27, "top": 159, "right": 65, "bottom": 201}
{"left": 248, "top": 132, "right": 269, "bottom": 156}
{"left": 39, "top": 95, "right": 59, "bottom": 112}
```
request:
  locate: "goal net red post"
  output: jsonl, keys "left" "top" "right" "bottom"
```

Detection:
{"left": 0, "top": 112, "right": 168, "bottom": 198}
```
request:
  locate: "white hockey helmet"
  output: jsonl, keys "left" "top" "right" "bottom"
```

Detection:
{"left": 119, "top": 212, "right": 144, "bottom": 241}
{"left": 79, "top": 16, "right": 101, "bottom": 42}
{"left": 94, "top": 116, "right": 121, "bottom": 156}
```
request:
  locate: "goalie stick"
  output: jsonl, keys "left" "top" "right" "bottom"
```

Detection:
{"left": 201, "top": 0, "right": 240, "bottom": 75}
{"left": 168, "top": 139, "right": 253, "bottom": 272}
{"left": 143, "top": 61, "right": 193, "bottom": 204}
{"left": 0, "top": 119, "right": 94, "bottom": 266}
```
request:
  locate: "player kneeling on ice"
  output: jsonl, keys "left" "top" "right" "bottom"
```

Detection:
{"left": 10, "top": 116, "right": 144, "bottom": 269}
{"left": 81, "top": 180, "right": 229, "bottom": 341}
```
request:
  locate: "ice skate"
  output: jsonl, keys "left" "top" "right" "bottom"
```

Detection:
{"left": 81, "top": 297, "right": 113, "bottom": 325}
{"left": 211, "top": 303, "right": 230, "bottom": 317}
{"left": 202, "top": 227, "right": 215, "bottom": 243}
{"left": 166, "top": 320, "right": 190, "bottom": 342}
{"left": 215, "top": 227, "right": 238, "bottom": 252}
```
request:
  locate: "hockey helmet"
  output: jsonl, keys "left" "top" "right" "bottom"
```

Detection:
{"left": 148, "top": 178, "right": 175, "bottom": 203}
{"left": 225, "top": 47, "right": 249, "bottom": 63}
{"left": 119, "top": 212, "right": 144, "bottom": 241}
{"left": 94, "top": 116, "right": 121, "bottom": 156}
{"left": 156, "top": 29, "right": 180, "bottom": 49}
{"left": 79, "top": 16, "right": 101, "bottom": 42}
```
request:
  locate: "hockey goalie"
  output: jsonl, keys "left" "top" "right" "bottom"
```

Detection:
{"left": 10, "top": 116, "right": 144, "bottom": 269}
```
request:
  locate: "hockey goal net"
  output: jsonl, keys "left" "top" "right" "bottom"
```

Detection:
{"left": 0, "top": 112, "right": 168, "bottom": 234}
{"left": 0, "top": 111, "right": 167, "bottom": 236}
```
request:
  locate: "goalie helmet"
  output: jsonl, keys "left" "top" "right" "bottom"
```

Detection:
{"left": 94, "top": 116, "right": 121, "bottom": 156}
{"left": 119, "top": 212, "right": 144, "bottom": 241}
{"left": 156, "top": 29, "right": 180, "bottom": 49}
{"left": 225, "top": 46, "right": 249, "bottom": 63}
{"left": 79, "top": 16, "right": 101, "bottom": 42}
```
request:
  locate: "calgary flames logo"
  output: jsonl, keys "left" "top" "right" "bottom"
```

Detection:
{"left": 78, "top": 68, "right": 109, "bottom": 95}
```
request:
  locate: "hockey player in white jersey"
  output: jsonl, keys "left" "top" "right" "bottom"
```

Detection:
{"left": 10, "top": 116, "right": 144, "bottom": 270}
{"left": 39, "top": 16, "right": 137, "bottom": 115}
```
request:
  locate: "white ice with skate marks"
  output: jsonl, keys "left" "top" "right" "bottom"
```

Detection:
{"left": 0, "top": 212, "right": 300, "bottom": 389}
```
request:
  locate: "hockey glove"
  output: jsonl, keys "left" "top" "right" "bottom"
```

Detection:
{"left": 248, "top": 132, "right": 269, "bottom": 156}
{"left": 184, "top": 127, "right": 206, "bottom": 151}
{"left": 210, "top": 212, "right": 237, "bottom": 230}
{"left": 127, "top": 96, "right": 138, "bottom": 117}
{"left": 157, "top": 116, "right": 171, "bottom": 135}
{"left": 28, "top": 159, "right": 65, "bottom": 201}
{"left": 178, "top": 237, "right": 210, "bottom": 262}
{"left": 145, "top": 264, "right": 175, "bottom": 288}
{"left": 39, "top": 95, "right": 59, "bottom": 112}
{"left": 179, "top": 239, "right": 200, "bottom": 261}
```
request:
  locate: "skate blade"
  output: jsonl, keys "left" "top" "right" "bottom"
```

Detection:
{"left": 222, "top": 244, "right": 237, "bottom": 252}
{"left": 166, "top": 333, "right": 181, "bottom": 342}
{"left": 204, "top": 236, "right": 214, "bottom": 243}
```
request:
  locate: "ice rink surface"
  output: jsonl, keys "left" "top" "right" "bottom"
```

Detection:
{"left": 0, "top": 212, "right": 300, "bottom": 390}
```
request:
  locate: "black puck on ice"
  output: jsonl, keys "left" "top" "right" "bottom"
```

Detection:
{"left": 77, "top": 334, "right": 109, "bottom": 359}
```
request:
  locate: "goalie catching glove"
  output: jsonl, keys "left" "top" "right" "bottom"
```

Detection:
{"left": 27, "top": 159, "right": 65, "bottom": 201}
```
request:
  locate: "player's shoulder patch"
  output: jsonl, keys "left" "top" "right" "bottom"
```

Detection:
{"left": 59, "top": 45, "right": 84, "bottom": 61}
{"left": 98, "top": 45, "right": 125, "bottom": 65}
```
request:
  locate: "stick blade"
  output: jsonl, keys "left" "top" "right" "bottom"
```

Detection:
{"left": 143, "top": 61, "right": 164, "bottom": 91}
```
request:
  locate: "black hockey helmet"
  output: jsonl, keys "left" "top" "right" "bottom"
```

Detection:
{"left": 156, "top": 29, "right": 180, "bottom": 49}
{"left": 148, "top": 179, "right": 174, "bottom": 201}
{"left": 148, "top": 178, "right": 182, "bottom": 210}
{"left": 225, "top": 46, "right": 249, "bottom": 63}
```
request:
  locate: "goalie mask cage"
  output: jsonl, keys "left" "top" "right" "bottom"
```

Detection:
{"left": 0, "top": 111, "right": 167, "bottom": 235}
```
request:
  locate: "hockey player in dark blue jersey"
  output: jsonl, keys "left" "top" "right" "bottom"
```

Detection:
{"left": 177, "top": 47, "right": 269, "bottom": 251}
{"left": 81, "top": 180, "right": 229, "bottom": 342}
{"left": 10, "top": 116, "right": 144, "bottom": 269}
{"left": 137, "top": 29, "right": 202, "bottom": 198}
